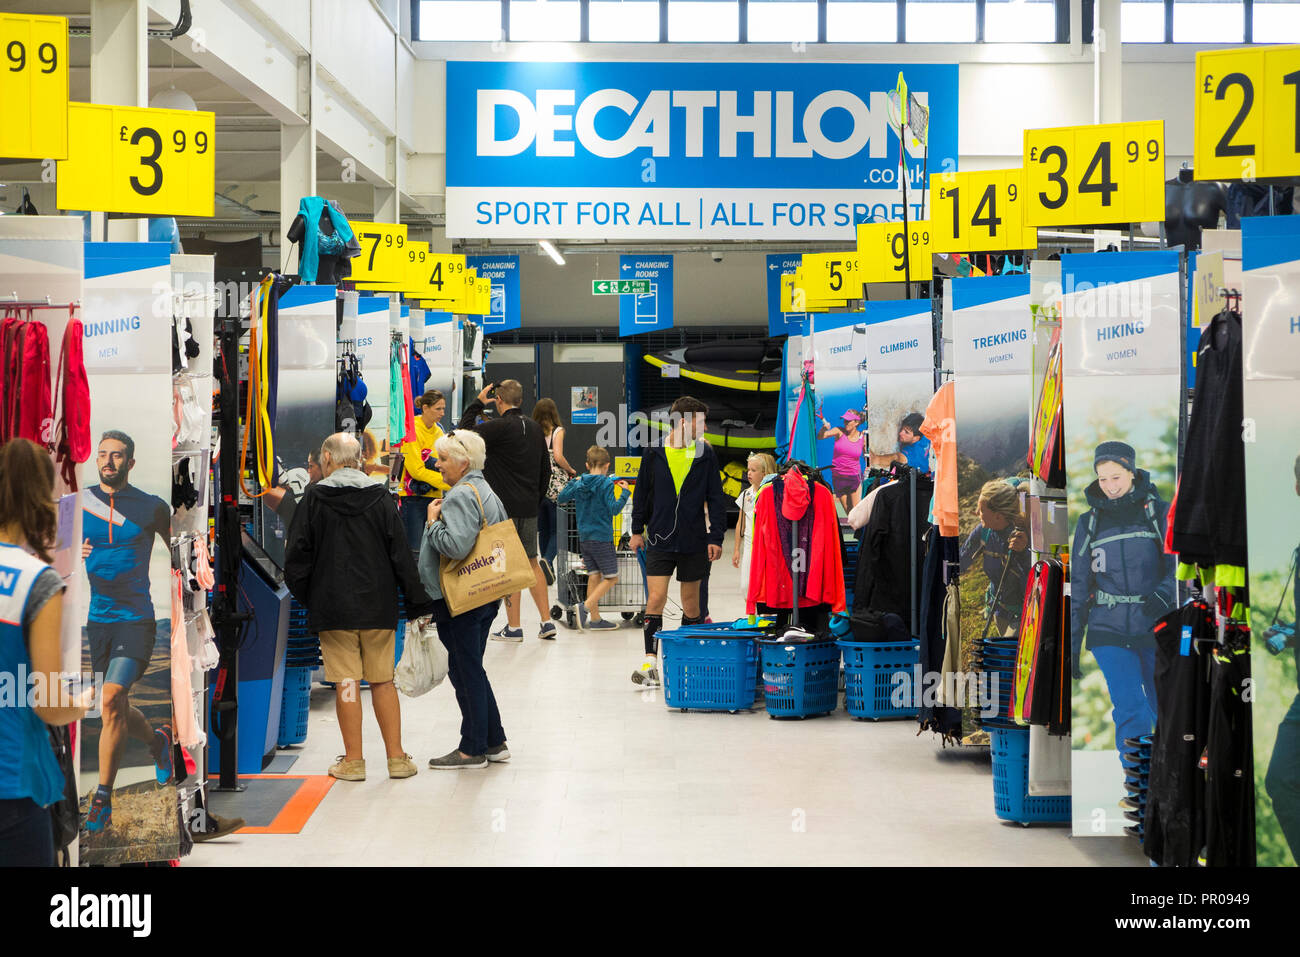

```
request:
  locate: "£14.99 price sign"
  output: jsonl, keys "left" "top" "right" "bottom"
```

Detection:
{"left": 57, "top": 103, "right": 215, "bottom": 217}
{"left": 1023, "top": 121, "right": 1164, "bottom": 228}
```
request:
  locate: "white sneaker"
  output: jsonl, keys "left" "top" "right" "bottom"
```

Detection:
{"left": 631, "top": 659, "right": 661, "bottom": 689}
{"left": 490, "top": 626, "right": 524, "bottom": 643}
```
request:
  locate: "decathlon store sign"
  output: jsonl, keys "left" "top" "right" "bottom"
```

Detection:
{"left": 445, "top": 61, "right": 958, "bottom": 241}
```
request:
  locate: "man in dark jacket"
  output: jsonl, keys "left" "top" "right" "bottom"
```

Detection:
{"left": 628, "top": 395, "right": 727, "bottom": 687}
{"left": 284, "top": 432, "right": 431, "bottom": 783}
{"left": 459, "top": 378, "right": 556, "bottom": 642}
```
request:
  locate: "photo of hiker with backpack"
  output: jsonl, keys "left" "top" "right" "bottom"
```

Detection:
{"left": 1070, "top": 441, "right": 1176, "bottom": 770}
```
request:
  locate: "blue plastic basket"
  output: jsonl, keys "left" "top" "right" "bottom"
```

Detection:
{"left": 277, "top": 665, "right": 313, "bottom": 747}
{"left": 838, "top": 639, "right": 920, "bottom": 720}
{"left": 760, "top": 641, "right": 842, "bottom": 718}
{"left": 659, "top": 629, "right": 759, "bottom": 712}
{"left": 990, "top": 728, "right": 1070, "bottom": 825}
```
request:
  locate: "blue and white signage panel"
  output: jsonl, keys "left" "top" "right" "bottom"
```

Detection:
{"left": 766, "top": 253, "right": 807, "bottom": 336}
{"left": 446, "top": 61, "right": 959, "bottom": 241}
{"left": 466, "top": 254, "right": 522, "bottom": 332}
{"left": 619, "top": 254, "right": 673, "bottom": 336}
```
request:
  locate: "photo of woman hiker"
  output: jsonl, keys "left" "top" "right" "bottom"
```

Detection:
{"left": 817, "top": 405, "right": 867, "bottom": 510}
{"left": 960, "top": 479, "right": 1032, "bottom": 638}
{"left": 1070, "top": 441, "right": 1175, "bottom": 770}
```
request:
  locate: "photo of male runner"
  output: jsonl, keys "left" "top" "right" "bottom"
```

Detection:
{"left": 81, "top": 430, "right": 174, "bottom": 833}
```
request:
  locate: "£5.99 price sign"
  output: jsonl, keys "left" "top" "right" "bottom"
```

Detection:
{"left": 57, "top": 103, "right": 215, "bottom": 217}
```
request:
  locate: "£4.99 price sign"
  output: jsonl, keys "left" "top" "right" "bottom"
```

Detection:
{"left": 57, "top": 103, "right": 215, "bottom": 217}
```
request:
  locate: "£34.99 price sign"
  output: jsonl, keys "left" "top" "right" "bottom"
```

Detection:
{"left": 1023, "top": 121, "right": 1164, "bottom": 227}
{"left": 57, "top": 103, "right": 215, "bottom": 217}
{"left": 1194, "top": 45, "right": 1300, "bottom": 182}
{"left": 0, "top": 13, "right": 68, "bottom": 160}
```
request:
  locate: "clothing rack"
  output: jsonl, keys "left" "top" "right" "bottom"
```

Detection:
{"left": 1, "top": 296, "right": 80, "bottom": 310}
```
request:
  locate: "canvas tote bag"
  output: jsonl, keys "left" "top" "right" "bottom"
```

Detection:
{"left": 439, "top": 484, "right": 536, "bottom": 615}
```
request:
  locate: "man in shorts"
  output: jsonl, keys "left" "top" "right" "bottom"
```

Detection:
{"left": 81, "top": 431, "right": 174, "bottom": 832}
{"left": 459, "top": 379, "right": 555, "bottom": 642}
{"left": 628, "top": 396, "right": 727, "bottom": 687}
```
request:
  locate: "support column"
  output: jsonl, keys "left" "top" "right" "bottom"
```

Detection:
{"left": 1094, "top": 0, "right": 1122, "bottom": 125}
{"left": 90, "top": 0, "right": 148, "bottom": 241}
{"left": 280, "top": 57, "right": 316, "bottom": 271}
{"left": 373, "top": 136, "right": 399, "bottom": 222}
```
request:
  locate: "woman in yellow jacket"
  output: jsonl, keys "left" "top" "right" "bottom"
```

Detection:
{"left": 400, "top": 389, "right": 451, "bottom": 559}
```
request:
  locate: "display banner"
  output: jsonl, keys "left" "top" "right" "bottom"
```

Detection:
{"left": 951, "top": 275, "right": 1033, "bottom": 740}
{"left": 809, "top": 312, "right": 872, "bottom": 499}
{"left": 445, "top": 61, "right": 958, "bottom": 240}
{"left": 356, "top": 295, "right": 392, "bottom": 463}
{"left": 1062, "top": 250, "right": 1182, "bottom": 838}
{"left": 423, "top": 310, "right": 459, "bottom": 428}
{"left": 619, "top": 254, "right": 673, "bottom": 335}
{"left": 855, "top": 300, "right": 935, "bottom": 487}
{"left": 466, "top": 254, "right": 521, "bottom": 332}
{"left": 261, "top": 285, "right": 336, "bottom": 568}
{"left": 1242, "top": 216, "right": 1300, "bottom": 868}
{"left": 767, "top": 253, "right": 807, "bottom": 336}
{"left": 79, "top": 242, "right": 181, "bottom": 865}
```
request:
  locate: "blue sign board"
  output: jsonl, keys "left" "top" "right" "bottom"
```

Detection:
{"left": 766, "top": 253, "right": 807, "bottom": 336}
{"left": 466, "top": 254, "right": 522, "bottom": 332}
{"left": 445, "top": 61, "right": 959, "bottom": 241}
{"left": 619, "top": 254, "right": 673, "bottom": 336}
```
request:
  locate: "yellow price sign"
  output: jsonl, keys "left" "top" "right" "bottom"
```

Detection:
{"left": 1023, "top": 121, "right": 1164, "bottom": 227}
{"left": 0, "top": 13, "right": 68, "bottom": 160}
{"left": 929, "top": 169, "right": 1037, "bottom": 253}
{"left": 466, "top": 276, "right": 491, "bottom": 315}
{"left": 856, "top": 222, "right": 934, "bottom": 283}
{"left": 350, "top": 222, "right": 407, "bottom": 283}
{"left": 1194, "top": 45, "right": 1300, "bottom": 181}
{"left": 800, "top": 252, "right": 863, "bottom": 302}
{"left": 57, "top": 103, "right": 215, "bottom": 216}
{"left": 614, "top": 456, "right": 641, "bottom": 478}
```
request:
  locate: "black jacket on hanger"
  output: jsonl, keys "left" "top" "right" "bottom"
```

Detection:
{"left": 1171, "top": 307, "right": 1247, "bottom": 569}
{"left": 855, "top": 470, "right": 933, "bottom": 626}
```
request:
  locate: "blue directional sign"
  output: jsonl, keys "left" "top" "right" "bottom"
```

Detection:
{"left": 467, "top": 254, "right": 521, "bottom": 332}
{"left": 618, "top": 254, "right": 673, "bottom": 336}
{"left": 766, "top": 253, "right": 807, "bottom": 337}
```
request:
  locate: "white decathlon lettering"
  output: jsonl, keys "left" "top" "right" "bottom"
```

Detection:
{"left": 671, "top": 91, "right": 717, "bottom": 158}
{"left": 535, "top": 89, "right": 576, "bottom": 157}
{"left": 478, "top": 90, "right": 537, "bottom": 157}
{"left": 719, "top": 91, "right": 772, "bottom": 158}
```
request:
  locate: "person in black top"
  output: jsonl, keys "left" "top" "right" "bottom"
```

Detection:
{"left": 458, "top": 379, "right": 555, "bottom": 642}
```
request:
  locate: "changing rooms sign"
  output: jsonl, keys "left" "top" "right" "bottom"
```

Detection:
{"left": 445, "top": 61, "right": 958, "bottom": 241}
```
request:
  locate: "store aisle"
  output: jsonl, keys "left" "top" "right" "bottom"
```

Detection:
{"left": 189, "top": 531, "right": 1146, "bottom": 867}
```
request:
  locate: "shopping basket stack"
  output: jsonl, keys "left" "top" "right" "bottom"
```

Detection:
{"left": 836, "top": 638, "right": 919, "bottom": 720}
{"left": 1121, "top": 733, "right": 1152, "bottom": 844}
{"left": 278, "top": 597, "right": 321, "bottom": 747}
{"left": 989, "top": 727, "right": 1071, "bottom": 825}
{"left": 974, "top": 636, "right": 1019, "bottom": 731}
{"left": 759, "top": 638, "right": 842, "bottom": 719}
{"left": 658, "top": 623, "right": 763, "bottom": 713}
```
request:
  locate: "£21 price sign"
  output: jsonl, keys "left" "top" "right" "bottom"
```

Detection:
{"left": 57, "top": 103, "right": 215, "bottom": 217}
{"left": 1023, "top": 121, "right": 1164, "bottom": 227}
{"left": 1194, "top": 45, "right": 1300, "bottom": 181}
{"left": 0, "top": 13, "right": 68, "bottom": 160}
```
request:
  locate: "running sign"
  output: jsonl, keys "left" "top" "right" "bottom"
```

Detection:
{"left": 1194, "top": 45, "right": 1300, "bottom": 182}
{"left": 57, "top": 103, "right": 215, "bottom": 217}
{"left": 1022, "top": 121, "right": 1165, "bottom": 227}
{"left": 0, "top": 12, "right": 68, "bottom": 160}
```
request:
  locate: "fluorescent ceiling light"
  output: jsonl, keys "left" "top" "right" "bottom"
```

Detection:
{"left": 539, "top": 240, "right": 566, "bottom": 266}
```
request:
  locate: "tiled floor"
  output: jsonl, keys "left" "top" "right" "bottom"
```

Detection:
{"left": 188, "top": 531, "right": 1147, "bottom": 867}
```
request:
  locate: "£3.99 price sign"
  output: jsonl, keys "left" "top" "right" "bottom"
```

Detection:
{"left": 1023, "top": 121, "right": 1164, "bottom": 227}
{"left": 1194, "top": 45, "right": 1300, "bottom": 181}
{"left": 929, "top": 169, "right": 1037, "bottom": 253}
{"left": 0, "top": 13, "right": 68, "bottom": 160}
{"left": 57, "top": 103, "right": 215, "bottom": 217}
{"left": 856, "top": 222, "right": 934, "bottom": 283}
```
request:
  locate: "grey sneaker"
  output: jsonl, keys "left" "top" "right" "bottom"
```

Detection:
{"left": 589, "top": 618, "right": 618, "bottom": 630}
{"left": 575, "top": 603, "right": 589, "bottom": 631}
{"left": 491, "top": 626, "right": 524, "bottom": 643}
{"left": 428, "top": 750, "right": 488, "bottom": 770}
{"left": 631, "top": 661, "right": 661, "bottom": 688}
{"left": 538, "top": 622, "right": 557, "bottom": 641}
{"left": 539, "top": 558, "right": 556, "bottom": 586}
{"left": 486, "top": 743, "right": 511, "bottom": 763}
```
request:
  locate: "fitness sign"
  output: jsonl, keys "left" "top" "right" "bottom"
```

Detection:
{"left": 445, "top": 61, "right": 958, "bottom": 241}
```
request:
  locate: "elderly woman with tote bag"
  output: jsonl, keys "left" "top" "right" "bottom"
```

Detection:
{"left": 417, "top": 429, "right": 517, "bottom": 771}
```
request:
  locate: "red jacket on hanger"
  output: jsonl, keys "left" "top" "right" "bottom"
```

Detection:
{"left": 746, "top": 474, "right": 845, "bottom": 615}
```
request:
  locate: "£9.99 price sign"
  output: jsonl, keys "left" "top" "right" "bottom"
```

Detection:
{"left": 1194, "top": 45, "right": 1300, "bottom": 182}
{"left": 0, "top": 13, "right": 68, "bottom": 160}
{"left": 929, "top": 168, "right": 1037, "bottom": 253}
{"left": 856, "top": 221, "right": 935, "bottom": 283}
{"left": 1023, "top": 121, "right": 1164, "bottom": 227}
{"left": 57, "top": 103, "right": 215, "bottom": 217}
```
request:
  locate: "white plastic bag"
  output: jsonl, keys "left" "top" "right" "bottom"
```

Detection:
{"left": 394, "top": 616, "right": 448, "bottom": 697}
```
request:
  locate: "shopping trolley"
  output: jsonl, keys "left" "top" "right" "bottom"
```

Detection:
{"left": 554, "top": 498, "right": 648, "bottom": 630}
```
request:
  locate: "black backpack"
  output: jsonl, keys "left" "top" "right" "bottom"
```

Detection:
{"left": 46, "top": 724, "right": 78, "bottom": 864}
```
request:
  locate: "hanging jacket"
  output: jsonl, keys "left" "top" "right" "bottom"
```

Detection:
{"left": 746, "top": 472, "right": 845, "bottom": 614}
{"left": 408, "top": 341, "right": 430, "bottom": 399}
{"left": 630, "top": 442, "right": 727, "bottom": 554}
{"left": 54, "top": 318, "right": 91, "bottom": 488}
{"left": 1170, "top": 307, "right": 1246, "bottom": 569}
{"left": 557, "top": 472, "right": 630, "bottom": 543}
{"left": 921, "top": 382, "right": 958, "bottom": 536}
{"left": 1070, "top": 469, "right": 1175, "bottom": 656}
{"left": 388, "top": 338, "right": 405, "bottom": 445}
{"left": 283, "top": 468, "right": 431, "bottom": 632}
{"left": 855, "top": 472, "right": 934, "bottom": 624}
{"left": 1, "top": 317, "right": 52, "bottom": 446}
{"left": 288, "top": 197, "right": 356, "bottom": 284}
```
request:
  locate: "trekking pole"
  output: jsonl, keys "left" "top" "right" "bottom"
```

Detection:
{"left": 979, "top": 540, "right": 1016, "bottom": 644}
